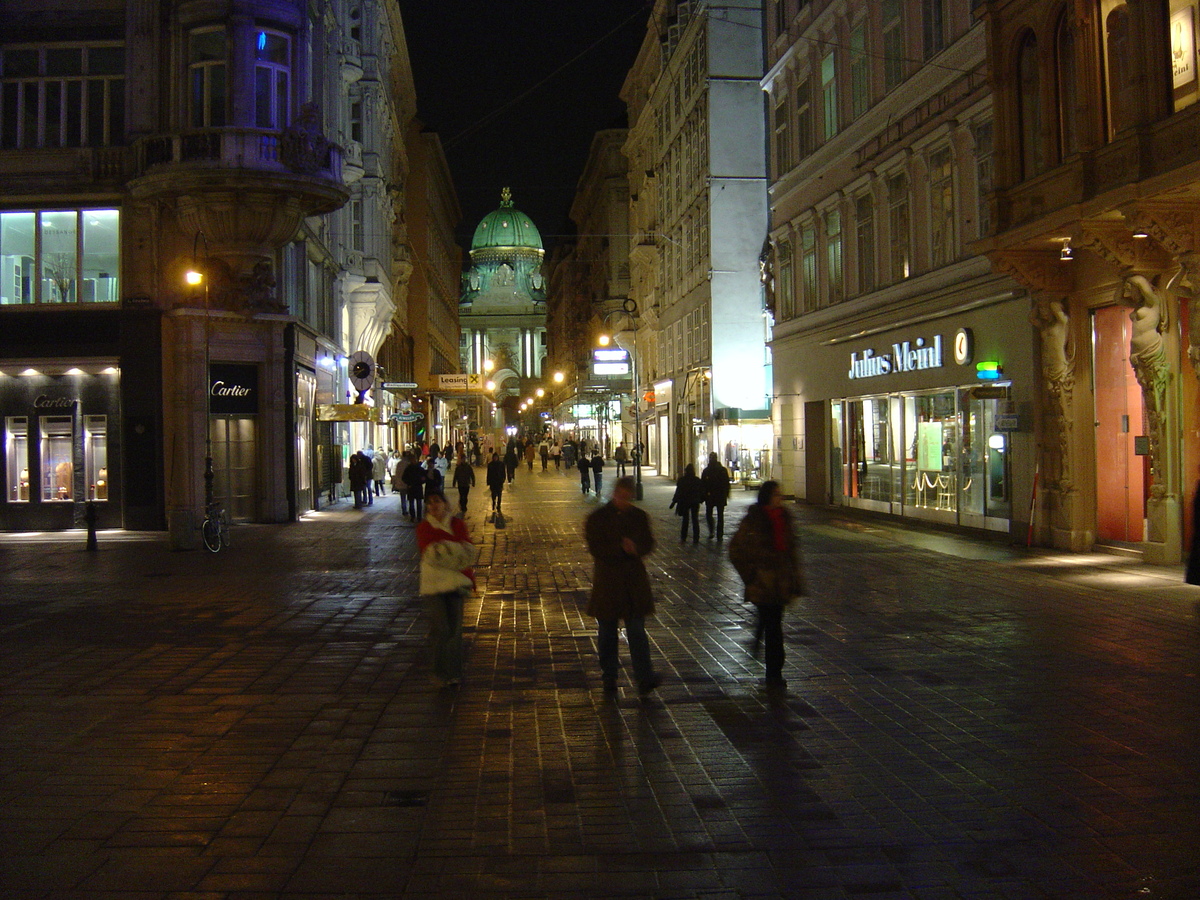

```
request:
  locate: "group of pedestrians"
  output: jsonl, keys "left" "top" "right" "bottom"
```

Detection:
{"left": 408, "top": 437, "right": 804, "bottom": 696}
{"left": 669, "top": 452, "right": 732, "bottom": 542}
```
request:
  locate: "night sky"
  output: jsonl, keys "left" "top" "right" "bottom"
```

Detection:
{"left": 398, "top": 0, "right": 652, "bottom": 256}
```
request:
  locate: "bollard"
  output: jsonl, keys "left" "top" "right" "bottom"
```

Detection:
{"left": 84, "top": 501, "right": 98, "bottom": 551}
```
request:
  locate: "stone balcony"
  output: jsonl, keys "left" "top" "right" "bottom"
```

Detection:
{"left": 128, "top": 123, "right": 350, "bottom": 283}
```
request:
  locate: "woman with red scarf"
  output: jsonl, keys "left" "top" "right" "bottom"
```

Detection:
{"left": 416, "top": 491, "right": 478, "bottom": 686}
{"left": 728, "top": 481, "right": 805, "bottom": 690}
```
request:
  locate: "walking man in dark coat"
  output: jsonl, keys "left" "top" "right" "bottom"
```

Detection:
{"left": 584, "top": 476, "right": 661, "bottom": 694}
{"left": 700, "top": 451, "right": 732, "bottom": 541}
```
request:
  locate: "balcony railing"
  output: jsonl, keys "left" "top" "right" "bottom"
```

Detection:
{"left": 134, "top": 126, "right": 342, "bottom": 181}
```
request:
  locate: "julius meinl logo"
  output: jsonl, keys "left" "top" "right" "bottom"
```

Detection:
{"left": 848, "top": 334, "right": 944, "bottom": 380}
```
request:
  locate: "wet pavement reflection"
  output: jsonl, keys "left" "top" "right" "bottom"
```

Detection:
{"left": 1, "top": 465, "right": 1198, "bottom": 898}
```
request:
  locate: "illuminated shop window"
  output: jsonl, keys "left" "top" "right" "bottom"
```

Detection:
{"left": 40, "top": 415, "right": 73, "bottom": 501}
{"left": 6, "top": 416, "right": 29, "bottom": 502}
{"left": 84, "top": 415, "right": 107, "bottom": 500}
{"left": 0, "top": 208, "right": 119, "bottom": 305}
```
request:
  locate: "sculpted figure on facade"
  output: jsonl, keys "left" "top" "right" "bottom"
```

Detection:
{"left": 1030, "top": 296, "right": 1075, "bottom": 498}
{"left": 758, "top": 237, "right": 776, "bottom": 317}
{"left": 1115, "top": 274, "right": 1171, "bottom": 499}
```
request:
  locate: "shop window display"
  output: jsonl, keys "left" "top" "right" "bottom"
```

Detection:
{"left": 6, "top": 416, "right": 29, "bottom": 501}
{"left": 40, "top": 415, "right": 73, "bottom": 501}
{"left": 84, "top": 414, "right": 107, "bottom": 500}
{"left": 835, "top": 387, "right": 1012, "bottom": 526}
{"left": 905, "top": 392, "right": 958, "bottom": 510}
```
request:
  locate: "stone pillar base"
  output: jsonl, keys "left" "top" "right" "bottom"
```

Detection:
{"left": 1144, "top": 496, "right": 1182, "bottom": 565}
{"left": 1052, "top": 527, "right": 1095, "bottom": 552}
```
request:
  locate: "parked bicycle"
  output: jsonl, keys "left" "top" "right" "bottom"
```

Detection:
{"left": 201, "top": 501, "right": 230, "bottom": 553}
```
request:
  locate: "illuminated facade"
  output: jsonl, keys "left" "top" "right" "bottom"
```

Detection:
{"left": 0, "top": 0, "right": 426, "bottom": 538}
{"left": 621, "top": 0, "right": 771, "bottom": 481}
{"left": 977, "top": 0, "right": 1200, "bottom": 563}
{"left": 764, "top": 0, "right": 1033, "bottom": 537}
{"left": 458, "top": 189, "right": 547, "bottom": 437}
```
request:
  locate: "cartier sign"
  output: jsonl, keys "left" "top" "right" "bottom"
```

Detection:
{"left": 34, "top": 395, "right": 77, "bottom": 409}
{"left": 208, "top": 364, "right": 258, "bottom": 415}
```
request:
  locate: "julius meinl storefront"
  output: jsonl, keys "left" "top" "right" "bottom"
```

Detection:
{"left": 787, "top": 294, "right": 1037, "bottom": 538}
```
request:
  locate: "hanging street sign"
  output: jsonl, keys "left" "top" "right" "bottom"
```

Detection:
{"left": 382, "top": 381, "right": 419, "bottom": 390}
{"left": 391, "top": 411, "right": 425, "bottom": 423}
{"left": 316, "top": 403, "right": 373, "bottom": 422}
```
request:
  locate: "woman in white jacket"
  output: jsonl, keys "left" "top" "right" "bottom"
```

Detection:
{"left": 415, "top": 491, "right": 478, "bottom": 685}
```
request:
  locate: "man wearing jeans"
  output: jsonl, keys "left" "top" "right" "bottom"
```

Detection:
{"left": 584, "top": 476, "right": 661, "bottom": 694}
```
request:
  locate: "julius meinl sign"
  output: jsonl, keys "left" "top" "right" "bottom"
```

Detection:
{"left": 848, "top": 333, "right": 950, "bottom": 380}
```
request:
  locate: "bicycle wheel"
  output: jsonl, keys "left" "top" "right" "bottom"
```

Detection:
{"left": 201, "top": 517, "right": 222, "bottom": 552}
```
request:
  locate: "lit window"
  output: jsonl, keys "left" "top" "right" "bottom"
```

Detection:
{"left": 254, "top": 30, "right": 291, "bottom": 129}
{"left": 41, "top": 416, "right": 74, "bottom": 502}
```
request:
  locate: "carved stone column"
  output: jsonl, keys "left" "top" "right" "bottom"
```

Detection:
{"left": 992, "top": 248, "right": 1088, "bottom": 549}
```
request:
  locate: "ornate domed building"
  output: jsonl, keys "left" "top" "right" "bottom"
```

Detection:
{"left": 460, "top": 188, "right": 549, "bottom": 433}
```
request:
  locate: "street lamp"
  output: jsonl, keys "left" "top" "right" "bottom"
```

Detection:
{"left": 185, "top": 232, "right": 214, "bottom": 523}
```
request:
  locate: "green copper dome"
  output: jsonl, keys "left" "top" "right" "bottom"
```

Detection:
{"left": 471, "top": 187, "right": 544, "bottom": 252}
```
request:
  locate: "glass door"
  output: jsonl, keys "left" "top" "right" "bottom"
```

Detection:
{"left": 210, "top": 416, "right": 257, "bottom": 522}
{"left": 958, "top": 390, "right": 1013, "bottom": 528}
{"left": 839, "top": 394, "right": 901, "bottom": 512}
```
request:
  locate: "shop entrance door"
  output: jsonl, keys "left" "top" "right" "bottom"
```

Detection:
{"left": 1092, "top": 305, "right": 1147, "bottom": 543}
{"left": 210, "top": 416, "right": 257, "bottom": 522}
{"left": 958, "top": 391, "right": 1013, "bottom": 528}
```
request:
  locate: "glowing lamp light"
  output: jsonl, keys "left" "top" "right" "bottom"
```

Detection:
{"left": 976, "top": 361, "right": 1003, "bottom": 381}
{"left": 185, "top": 269, "right": 203, "bottom": 286}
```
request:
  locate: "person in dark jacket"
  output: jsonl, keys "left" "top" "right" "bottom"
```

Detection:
{"left": 504, "top": 440, "right": 520, "bottom": 484}
{"left": 728, "top": 480, "right": 804, "bottom": 690}
{"left": 349, "top": 451, "right": 370, "bottom": 508}
{"left": 579, "top": 448, "right": 592, "bottom": 494}
{"left": 590, "top": 450, "right": 605, "bottom": 496}
{"left": 401, "top": 456, "right": 428, "bottom": 523}
{"left": 486, "top": 452, "right": 507, "bottom": 516}
{"left": 700, "top": 452, "right": 732, "bottom": 541}
{"left": 451, "top": 453, "right": 475, "bottom": 515}
{"left": 585, "top": 476, "right": 660, "bottom": 694}
{"left": 669, "top": 463, "right": 705, "bottom": 543}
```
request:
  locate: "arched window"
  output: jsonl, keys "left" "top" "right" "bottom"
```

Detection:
{"left": 1056, "top": 10, "right": 1081, "bottom": 158}
{"left": 1017, "top": 31, "right": 1044, "bottom": 178}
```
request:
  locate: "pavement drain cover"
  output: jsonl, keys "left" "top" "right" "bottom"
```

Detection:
{"left": 383, "top": 790, "right": 429, "bottom": 808}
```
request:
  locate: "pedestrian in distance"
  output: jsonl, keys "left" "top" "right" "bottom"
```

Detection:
{"left": 614, "top": 442, "right": 628, "bottom": 477}
{"left": 539, "top": 439, "right": 550, "bottom": 471}
{"left": 728, "top": 480, "right": 804, "bottom": 690}
{"left": 390, "top": 450, "right": 406, "bottom": 505}
{"left": 486, "top": 451, "right": 507, "bottom": 517}
{"left": 700, "top": 451, "right": 732, "bottom": 542}
{"left": 349, "top": 451, "right": 370, "bottom": 508}
{"left": 579, "top": 450, "right": 592, "bottom": 495}
{"left": 525, "top": 439, "right": 536, "bottom": 471}
{"left": 563, "top": 439, "right": 577, "bottom": 470}
{"left": 452, "top": 453, "right": 475, "bottom": 515}
{"left": 504, "top": 440, "right": 520, "bottom": 484}
{"left": 551, "top": 440, "right": 561, "bottom": 470}
{"left": 401, "top": 454, "right": 428, "bottom": 523}
{"left": 669, "top": 462, "right": 704, "bottom": 543}
{"left": 590, "top": 449, "right": 605, "bottom": 497}
{"left": 424, "top": 456, "right": 444, "bottom": 497}
{"left": 372, "top": 448, "right": 388, "bottom": 497}
{"left": 584, "top": 476, "right": 661, "bottom": 694}
{"left": 416, "top": 491, "right": 478, "bottom": 687}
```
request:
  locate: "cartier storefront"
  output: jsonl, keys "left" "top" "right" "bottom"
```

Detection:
{"left": 0, "top": 362, "right": 123, "bottom": 532}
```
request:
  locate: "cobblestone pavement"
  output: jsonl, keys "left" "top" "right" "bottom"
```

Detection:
{"left": 1, "top": 464, "right": 1199, "bottom": 899}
